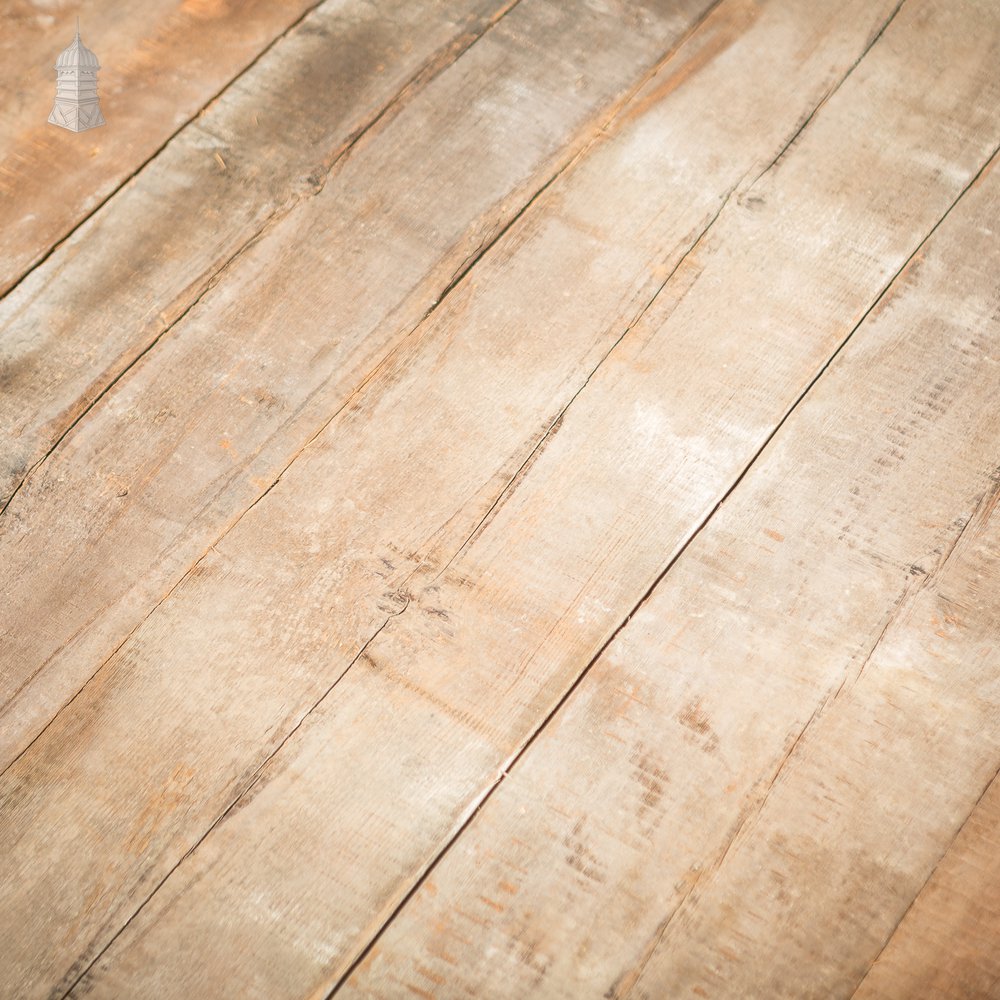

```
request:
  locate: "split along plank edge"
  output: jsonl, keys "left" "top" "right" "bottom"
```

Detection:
{"left": 16, "top": 0, "right": 997, "bottom": 998}
{"left": 0, "top": 0, "right": 716, "bottom": 769}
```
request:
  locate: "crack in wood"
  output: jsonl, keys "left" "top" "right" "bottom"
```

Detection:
{"left": 846, "top": 760, "right": 1000, "bottom": 1000}
{"left": 322, "top": 131, "right": 1000, "bottom": 1000}
{"left": 0, "top": 0, "right": 526, "bottom": 521}
{"left": 750, "top": 0, "right": 907, "bottom": 185}
{"left": 835, "top": 462, "right": 1000, "bottom": 702}
{"left": 605, "top": 691, "right": 828, "bottom": 999}
{"left": 432, "top": 175, "right": 743, "bottom": 586}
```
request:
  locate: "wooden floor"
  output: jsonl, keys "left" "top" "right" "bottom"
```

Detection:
{"left": 2, "top": 1, "right": 999, "bottom": 997}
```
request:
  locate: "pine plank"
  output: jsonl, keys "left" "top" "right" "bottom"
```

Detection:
{"left": 622, "top": 478, "right": 1000, "bottom": 998}
{"left": 337, "top": 109, "right": 1000, "bottom": 1000}
{"left": 0, "top": 0, "right": 716, "bottom": 771}
{"left": 0, "top": 0, "right": 905, "bottom": 994}
{"left": 852, "top": 771, "right": 1000, "bottom": 1000}
{"left": 0, "top": 0, "right": 324, "bottom": 297}
{"left": 32, "top": 0, "right": 997, "bottom": 996}
{"left": 0, "top": 0, "right": 517, "bottom": 510}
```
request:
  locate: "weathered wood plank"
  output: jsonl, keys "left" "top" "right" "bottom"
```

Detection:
{"left": 0, "top": 0, "right": 518, "bottom": 511}
{"left": 852, "top": 770, "right": 1000, "bottom": 1000}
{"left": 38, "top": 1, "right": 998, "bottom": 996}
{"left": 0, "top": 0, "right": 325, "bottom": 297}
{"left": 0, "top": 0, "right": 909, "bottom": 995}
{"left": 336, "top": 121, "right": 1000, "bottom": 1000}
{"left": 0, "top": 0, "right": 717, "bottom": 770}
{"left": 623, "top": 497, "right": 1000, "bottom": 999}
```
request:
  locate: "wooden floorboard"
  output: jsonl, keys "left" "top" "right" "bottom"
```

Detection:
{"left": 0, "top": 0, "right": 324, "bottom": 297}
{"left": 1, "top": 0, "right": 998, "bottom": 998}
{"left": 0, "top": 0, "right": 715, "bottom": 772}
{"left": 336, "top": 121, "right": 1000, "bottom": 1000}
{"left": 853, "top": 768, "right": 1000, "bottom": 1000}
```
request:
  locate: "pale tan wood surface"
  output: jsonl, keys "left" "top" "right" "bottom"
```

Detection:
{"left": 0, "top": 0, "right": 324, "bottom": 297}
{"left": 28, "top": 0, "right": 994, "bottom": 997}
{"left": 3, "top": 0, "right": 998, "bottom": 997}
{"left": 0, "top": 0, "right": 717, "bottom": 773}
{"left": 339, "top": 125, "right": 1000, "bottom": 1000}
{"left": 1, "top": 0, "right": 908, "bottom": 994}
{"left": 624, "top": 471, "right": 1000, "bottom": 999}
{"left": 853, "top": 770, "right": 1000, "bottom": 1000}
{"left": 0, "top": 0, "right": 517, "bottom": 511}
{"left": 0, "top": 0, "right": 728, "bottom": 993}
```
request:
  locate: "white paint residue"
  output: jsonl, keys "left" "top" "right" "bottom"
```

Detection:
{"left": 631, "top": 399, "right": 669, "bottom": 449}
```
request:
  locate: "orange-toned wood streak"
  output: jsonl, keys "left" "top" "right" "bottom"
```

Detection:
{"left": 1, "top": 0, "right": 997, "bottom": 997}
{"left": 853, "top": 770, "right": 1000, "bottom": 1000}
{"left": 0, "top": 0, "right": 713, "bottom": 772}
{"left": 0, "top": 0, "right": 325, "bottom": 295}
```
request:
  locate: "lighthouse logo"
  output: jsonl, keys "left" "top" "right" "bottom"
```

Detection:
{"left": 49, "top": 19, "right": 106, "bottom": 133}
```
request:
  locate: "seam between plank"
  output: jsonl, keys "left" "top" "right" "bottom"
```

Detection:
{"left": 0, "top": 0, "right": 331, "bottom": 305}
{"left": 750, "top": 0, "right": 906, "bottom": 185}
{"left": 55, "top": 598, "right": 412, "bottom": 999}
{"left": 0, "top": 0, "right": 524, "bottom": 520}
{"left": 845, "top": 761, "right": 1000, "bottom": 1000}
{"left": 430, "top": 175, "right": 742, "bottom": 585}
{"left": 326, "top": 135, "right": 1000, "bottom": 1000}
{"left": 1, "top": 0, "right": 725, "bottom": 768}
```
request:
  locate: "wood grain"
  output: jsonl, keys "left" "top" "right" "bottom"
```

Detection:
{"left": 31, "top": 0, "right": 995, "bottom": 996}
{"left": 852, "top": 770, "right": 1000, "bottom": 1000}
{"left": 338, "top": 122, "right": 1000, "bottom": 1000}
{"left": 0, "top": 0, "right": 325, "bottom": 297}
{"left": 0, "top": 0, "right": 716, "bottom": 772}
{"left": 0, "top": 0, "right": 518, "bottom": 511}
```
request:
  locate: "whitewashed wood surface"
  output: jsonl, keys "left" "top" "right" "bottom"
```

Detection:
{"left": 1, "top": 0, "right": 997, "bottom": 997}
